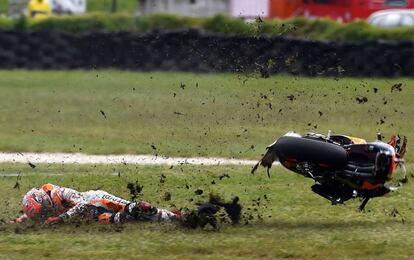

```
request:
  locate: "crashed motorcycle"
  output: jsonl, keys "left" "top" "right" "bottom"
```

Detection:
{"left": 252, "top": 131, "right": 407, "bottom": 210}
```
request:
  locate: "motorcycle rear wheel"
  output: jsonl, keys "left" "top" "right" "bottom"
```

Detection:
{"left": 275, "top": 136, "right": 348, "bottom": 168}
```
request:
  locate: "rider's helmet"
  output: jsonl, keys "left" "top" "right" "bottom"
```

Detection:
{"left": 21, "top": 188, "right": 53, "bottom": 221}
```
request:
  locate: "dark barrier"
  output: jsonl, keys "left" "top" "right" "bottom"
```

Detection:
{"left": 1, "top": 29, "right": 414, "bottom": 77}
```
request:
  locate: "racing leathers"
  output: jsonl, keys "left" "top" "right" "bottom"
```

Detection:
{"left": 17, "top": 183, "right": 181, "bottom": 224}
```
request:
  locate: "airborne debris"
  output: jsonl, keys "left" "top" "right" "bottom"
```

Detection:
{"left": 209, "top": 194, "right": 242, "bottom": 225}
{"left": 356, "top": 96, "right": 368, "bottom": 104}
{"left": 219, "top": 173, "right": 230, "bottom": 180}
{"left": 391, "top": 83, "right": 402, "bottom": 92}
{"left": 195, "top": 189, "right": 203, "bottom": 195}
{"left": 13, "top": 173, "right": 21, "bottom": 189}
{"left": 28, "top": 162, "right": 36, "bottom": 169}
{"left": 182, "top": 194, "right": 243, "bottom": 229}
{"left": 159, "top": 174, "right": 166, "bottom": 184}
{"left": 126, "top": 181, "right": 143, "bottom": 201}
{"left": 99, "top": 110, "right": 107, "bottom": 119}
{"left": 389, "top": 208, "right": 405, "bottom": 224}
{"left": 163, "top": 192, "right": 171, "bottom": 201}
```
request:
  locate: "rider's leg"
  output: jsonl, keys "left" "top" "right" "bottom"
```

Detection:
{"left": 82, "top": 190, "right": 130, "bottom": 213}
{"left": 84, "top": 190, "right": 181, "bottom": 223}
{"left": 125, "top": 201, "right": 181, "bottom": 222}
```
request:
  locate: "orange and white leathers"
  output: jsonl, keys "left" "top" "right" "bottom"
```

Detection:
{"left": 17, "top": 183, "right": 179, "bottom": 224}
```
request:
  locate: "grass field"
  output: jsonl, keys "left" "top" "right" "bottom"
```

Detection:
{"left": 0, "top": 70, "right": 413, "bottom": 258}
{"left": 0, "top": 163, "right": 413, "bottom": 258}
{"left": 0, "top": 70, "right": 412, "bottom": 161}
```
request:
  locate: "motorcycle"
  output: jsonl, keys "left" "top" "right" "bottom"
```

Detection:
{"left": 252, "top": 131, "right": 407, "bottom": 210}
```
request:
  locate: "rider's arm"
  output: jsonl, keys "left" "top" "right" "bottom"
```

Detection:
{"left": 56, "top": 188, "right": 89, "bottom": 221}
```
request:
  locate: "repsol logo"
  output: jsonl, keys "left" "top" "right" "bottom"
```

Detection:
{"left": 102, "top": 194, "right": 128, "bottom": 204}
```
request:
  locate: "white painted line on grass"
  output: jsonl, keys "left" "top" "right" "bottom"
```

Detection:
{"left": 0, "top": 173, "right": 64, "bottom": 177}
{"left": 0, "top": 152, "right": 272, "bottom": 166}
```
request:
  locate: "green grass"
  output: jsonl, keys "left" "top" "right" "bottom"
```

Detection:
{"left": 0, "top": 163, "right": 413, "bottom": 258}
{"left": 0, "top": 70, "right": 412, "bottom": 258}
{"left": 0, "top": 70, "right": 412, "bottom": 161}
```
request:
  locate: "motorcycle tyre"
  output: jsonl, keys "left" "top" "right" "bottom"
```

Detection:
{"left": 274, "top": 136, "right": 348, "bottom": 168}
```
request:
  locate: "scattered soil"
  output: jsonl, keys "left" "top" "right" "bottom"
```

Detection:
{"left": 99, "top": 110, "right": 107, "bottom": 119}
{"left": 163, "top": 192, "right": 171, "bottom": 201}
{"left": 391, "top": 83, "right": 402, "bottom": 92}
{"left": 126, "top": 181, "right": 143, "bottom": 201}
{"left": 356, "top": 96, "right": 368, "bottom": 104}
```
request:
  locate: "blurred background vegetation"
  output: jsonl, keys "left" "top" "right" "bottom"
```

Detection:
{"left": 86, "top": 0, "right": 137, "bottom": 14}
{"left": 0, "top": 0, "right": 413, "bottom": 41}
{"left": 0, "top": 13, "right": 414, "bottom": 42}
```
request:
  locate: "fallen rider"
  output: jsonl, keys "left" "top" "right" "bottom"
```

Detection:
{"left": 13, "top": 183, "right": 218, "bottom": 227}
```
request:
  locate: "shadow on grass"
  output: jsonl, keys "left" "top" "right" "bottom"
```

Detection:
{"left": 248, "top": 218, "right": 410, "bottom": 230}
{"left": 0, "top": 217, "right": 410, "bottom": 235}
